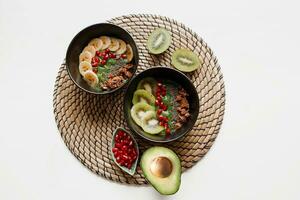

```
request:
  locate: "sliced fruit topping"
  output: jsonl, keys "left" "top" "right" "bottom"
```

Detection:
{"left": 130, "top": 102, "right": 155, "bottom": 126}
{"left": 171, "top": 49, "right": 202, "bottom": 72}
{"left": 83, "top": 70, "right": 99, "bottom": 87}
{"left": 147, "top": 28, "right": 172, "bottom": 54}
{"left": 99, "top": 36, "right": 111, "bottom": 50}
{"left": 88, "top": 38, "right": 103, "bottom": 51}
{"left": 141, "top": 111, "right": 164, "bottom": 134}
{"left": 137, "top": 77, "right": 157, "bottom": 95}
{"left": 108, "top": 37, "right": 120, "bottom": 51}
{"left": 79, "top": 51, "right": 92, "bottom": 63}
{"left": 83, "top": 45, "right": 96, "bottom": 56}
{"left": 132, "top": 89, "right": 155, "bottom": 105}
{"left": 125, "top": 44, "right": 134, "bottom": 63}
{"left": 115, "top": 39, "right": 127, "bottom": 55}
{"left": 79, "top": 61, "right": 92, "bottom": 75}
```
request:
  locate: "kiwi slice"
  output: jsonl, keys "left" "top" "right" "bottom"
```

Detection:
{"left": 171, "top": 49, "right": 202, "bottom": 72}
{"left": 131, "top": 102, "right": 155, "bottom": 126}
{"left": 137, "top": 77, "right": 157, "bottom": 95}
{"left": 147, "top": 28, "right": 171, "bottom": 54}
{"left": 141, "top": 111, "right": 164, "bottom": 134}
{"left": 132, "top": 89, "right": 155, "bottom": 105}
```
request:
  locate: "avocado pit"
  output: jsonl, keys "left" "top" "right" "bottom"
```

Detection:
{"left": 150, "top": 156, "right": 173, "bottom": 178}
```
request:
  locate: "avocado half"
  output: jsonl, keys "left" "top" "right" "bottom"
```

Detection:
{"left": 140, "top": 147, "right": 181, "bottom": 195}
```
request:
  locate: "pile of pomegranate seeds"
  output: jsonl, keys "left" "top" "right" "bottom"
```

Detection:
{"left": 112, "top": 130, "right": 137, "bottom": 169}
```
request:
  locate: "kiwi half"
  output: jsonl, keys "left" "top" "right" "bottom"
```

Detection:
{"left": 171, "top": 49, "right": 202, "bottom": 72}
{"left": 147, "top": 28, "right": 171, "bottom": 54}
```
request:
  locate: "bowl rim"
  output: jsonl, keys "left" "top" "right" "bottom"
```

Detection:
{"left": 65, "top": 22, "right": 139, "bottom": 95}
{"left": 123, "top": 66, "right": 200, "bottom": 143}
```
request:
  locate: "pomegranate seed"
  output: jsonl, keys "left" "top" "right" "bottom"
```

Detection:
{"left": 112, "top": 148, "right": 118, "bottom": 153}
{"left": 161, "top": 91, "right": 166, "bottom": 96}
{"left": 115, "top": 143, "right": 122, "bottom": 149}
{"left": 115, "top": 134, "right": 119, "bottom": 139}
{"left": 119, "top": 131, "right": 125, "bottom": 137}
{"left": 162, "top": 105, "right": 168, "bottom": 111}
{"left": 159, "top": 102, "right": 164, "bottom": 108}
{"left": 164, "top": 123, "right": 169, "bottom": 129}
{"left": 128, "top": 163, "right": 132, "bottom": 169}
{"left": 159, "top": 121, "right": 164, "bottom": 126}
{"left": 113, "top": 151, "right": 118, "bottom": 157}
{"left": 103, "top": 54, "right": 109, "bottom": 60}
{"left": 105, "top": 49, "right": 110, "bottom": 54}
{"left": 157, "top": 109, "right": 162, "bottom": 115}
{"left": 116, "top": 156, "right": 121, "bottom": 162}
{"left": 122, "top": 145, "right": 127, "bottom": 151}
{"left": 121, "top": 54, "right": 127, "bottom": 59}
{"left": 158, "top": 115, "right": 164, "bottom": 121}
{"left": 157, "top": 83, "right": 162, "bottom": 87}
{"left": 92, "top": 69, "right": 98, "bottom": 73}
{"left": 155, "top": 100, "right": 160, "bottom": 106}
{"left": 109, "top": 53, "right": 116, "bottom": 58}
{"left": 101, "top": 59, "right": 106, "bottom": 65}
{"left": 100, "top": 52, "right": 106, "bottom": 57}
{"left": 157, "top": 96, "right": 162, "bottom": 101}
{"left": 92, "top": 62, "right": 98, "bottom": 67}
{"left": 166, "top": 128, "right": 171, "bottom": 134}
{"left": 129, "top": 141, "right": 133, "bottom": 146}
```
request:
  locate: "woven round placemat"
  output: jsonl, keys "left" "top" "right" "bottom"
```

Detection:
{"left": 53, "top": 14, "right": 225, "bottom": 185}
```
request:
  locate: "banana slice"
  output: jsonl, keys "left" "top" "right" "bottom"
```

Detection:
{"left": 108, "top": 37, "right": 120, "bottom": 51}
{"left": 83, "top": 45, "right": 96, "bottom": 56}
{"left": 79, "top": 61, "right": 92, "bottom": 76}
{"left": 99, "top": 36, "right": 111, "bottom": 50}
{"left": 83, "top": 70, "right": 99, "bottom": 87}
{"left": 79, "top": 51, "right": 92, "bottom": 63}
{"left": 126, "top": 44, "right": 133, "bottom": 63}
{"left": 115, "top": 39, "right": 127, "bottom": 55}
{"left": 88, "top": 38, "right": 103, "bottom": 51}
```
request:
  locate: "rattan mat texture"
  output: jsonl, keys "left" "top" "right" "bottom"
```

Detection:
{"left": 53, "top": 14, "right": 225, "bottom": 185}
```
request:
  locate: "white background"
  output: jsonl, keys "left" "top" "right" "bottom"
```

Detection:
{"left": 1, "top": 0, "right": 300, "bottom": 199}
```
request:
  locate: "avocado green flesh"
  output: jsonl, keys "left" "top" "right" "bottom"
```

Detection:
{"left": 171, "top": 49, "right": 202, "bottom": 72}
{"left": 140, "top": 147, "right": 181, "bottom": 195}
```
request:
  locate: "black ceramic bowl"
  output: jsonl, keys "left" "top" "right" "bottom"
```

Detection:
{"left": 124, "top": 67, "right": 200, "bottom": 143}
{"left": 66, "top": 23, "right": 139, "bottom": 94}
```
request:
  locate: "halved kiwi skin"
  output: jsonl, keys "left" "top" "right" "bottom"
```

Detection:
{"left": 130, "top": 102, "right": 155, "bottom": 127}
{"left": 132, "top": 89, "right": 156, "bottom": 105}
{"left": 171, "top": 49, "right": 202, "bottom": 72}
{"left": 147, "top": 28, "right": 172, "bottom": 54}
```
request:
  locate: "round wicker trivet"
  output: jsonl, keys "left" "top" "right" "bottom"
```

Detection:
{"left": 53, "top": 14, "right": 225, "bottom": 185}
